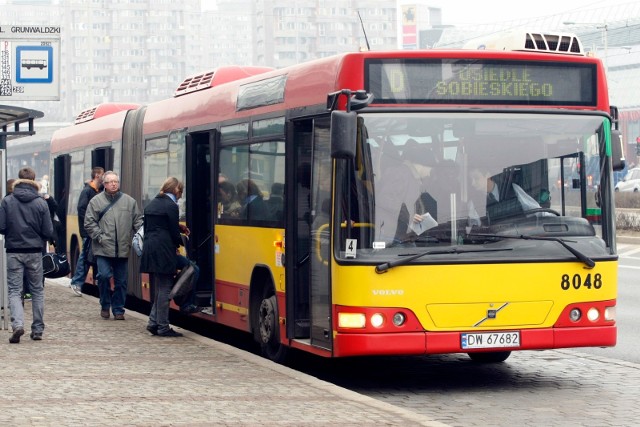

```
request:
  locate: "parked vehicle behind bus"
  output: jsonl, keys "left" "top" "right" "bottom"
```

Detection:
{"left": 615, "top": 167, "right": 640, "bottom": 192}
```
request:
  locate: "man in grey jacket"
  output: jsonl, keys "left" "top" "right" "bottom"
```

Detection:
{"left": 84, "top": 171, "right": 142, "bottom": 320}
{"left": 0, "top": 167, "right": 55, "bottom": 343}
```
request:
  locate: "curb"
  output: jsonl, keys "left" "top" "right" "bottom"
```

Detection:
{"left": 617, "top": 234, "right": 640, "bottom": 244}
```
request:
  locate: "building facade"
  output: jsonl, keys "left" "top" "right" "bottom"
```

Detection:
{"left": 3, "top": 0, "right": 640, "bottom": 172}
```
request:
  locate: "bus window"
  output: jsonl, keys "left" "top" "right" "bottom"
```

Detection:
{"left": 142, "top": 151, "right": 169, "bottom": 207}
{"left": 218, "top": 141, "right": 285, "bottom": 224}
{"left": 142, "top": 131, "right": 187, "bottom": 212}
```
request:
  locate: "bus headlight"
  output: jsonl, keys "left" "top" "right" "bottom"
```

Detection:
{"left": 370, "top": 313, "right": 385, "bottom": 328}
{"left": 605, "top": 306, "right": 616, "bottom": 321}
{"left": 569, "top": 308, "right": 582, "bottom": 322}
{"left": 338, "top": 313, "right": 366, "bottom": 329}
{"left": 587, "top": 307, "right": 600, "bottom": 322}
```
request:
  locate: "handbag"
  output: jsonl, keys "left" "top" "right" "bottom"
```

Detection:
{"left": 169, "top": 262, "right": 196, "bottom": 306}
{"left": 43, "top": 252, "right": 71, "bottom": 278}
{"left": 132, "top": 224, "right": 144, "bottom": 257}
{"left": 85, "top": 238, "right": 96, "bottom": 265}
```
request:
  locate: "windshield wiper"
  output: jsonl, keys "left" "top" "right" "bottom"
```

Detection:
{"left": 375, "top": 247, "right": 513, "bottom": 274}
{"left": 469, "top": 233, "right": 595, "bottom": 269}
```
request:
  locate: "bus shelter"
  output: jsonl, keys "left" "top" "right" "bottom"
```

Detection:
{"left": 0, "top": 105, "right": 44, "bottom": 330}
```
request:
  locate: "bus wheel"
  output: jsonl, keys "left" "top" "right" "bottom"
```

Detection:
{"left": 467, "top": 351, "right": 511, "bottom": 363}
{"left": 258, "top": 294, "right": 288, "bottom": 363}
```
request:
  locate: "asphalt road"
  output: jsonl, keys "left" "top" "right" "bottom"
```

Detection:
{"left": 579, "top": 240, "right": 640, "bottom": 362}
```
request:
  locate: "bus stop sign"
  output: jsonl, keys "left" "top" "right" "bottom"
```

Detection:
{"left": 0, "top": 26, "right": 60, "bottom": 101}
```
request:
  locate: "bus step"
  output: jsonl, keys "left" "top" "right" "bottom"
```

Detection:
{"left": 194, "top": 292, "right": 213, "bottom": 308}
{"left": 294, "top": 319, "right": 310, "bottom": 337}
{"left": 295, "top": 319, "right": 310, "bottom": 328}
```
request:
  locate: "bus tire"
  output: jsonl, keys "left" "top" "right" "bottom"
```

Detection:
{"left": 467, "top": 351, "right": 511, "bottom": 363}
{"left": 257, "top": 294, "right": 288, "bottom": 363}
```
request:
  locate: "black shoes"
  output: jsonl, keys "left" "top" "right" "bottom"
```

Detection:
{"left": 113, "top": 313, "right": 125, "bottom": 320}
{"left": 100, "top": 309, "right": 110, "bottom": 319}
{"left": 9, "top": 328, "right": 42, "bottom": 343}
{"left": 9, "top": 327, "right": 24, "bottom": 344}
{"left": 148, "top": 326, "right": 182, "bottom": 337}
{"left": 157, "top": 328, "right": 183, "bottom": 337}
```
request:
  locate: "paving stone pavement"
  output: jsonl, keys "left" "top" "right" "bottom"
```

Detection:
{"left": 1, "top": 278, "right": 446, "bottom": 427}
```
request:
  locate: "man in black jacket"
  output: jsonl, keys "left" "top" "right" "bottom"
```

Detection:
{"left": 69, "top": 167, "right": 104, "bottom": 296}
{"left": 0, "top": 167, "right": 55, "bottom": 343}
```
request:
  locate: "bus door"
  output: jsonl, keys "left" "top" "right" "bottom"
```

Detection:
{"left": 185, "top": 132, "right": 214, "bottom": 309}
{"left": 288, "top": 117, "right": 332, "bottom": 350}
{"left": 309, "top": 120, "right": 333, "bottom": 350}
{"left": 52, "top": 154, "right": 71, "bottom": 255}
{"left": 122, "top": 107, "right": 145, "bottom": 300}
{"left": 91, "top": 147, "right": 114, "bottom": 174}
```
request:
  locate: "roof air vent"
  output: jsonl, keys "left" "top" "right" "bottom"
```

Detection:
{"left": 464, "top": 31, "right": 584, "bottom": 56}
{"left": 74, "top": 103, "right": 140, "bottom": 125}
{"left": 174, "top": 66, "right": 274, "bottom": 97}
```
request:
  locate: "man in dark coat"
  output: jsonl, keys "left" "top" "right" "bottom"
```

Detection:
{"left": 0, "top": 167, "right": 55, "bottom": 343}
{"left": 140, "top": 176, "right": 185, "bottom": 337}
{"left": 69, "top": 166, "right": 104, "bottom": 296}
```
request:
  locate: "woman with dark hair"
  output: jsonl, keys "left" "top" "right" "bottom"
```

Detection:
{"left": 236, "top": 179, "right": 269, "bottom": 220}
{"left": 218, "top": 180, "right": 241, "bottom": 218}
{"left": 140, "top": 177, "right": 185, "bottom": 337}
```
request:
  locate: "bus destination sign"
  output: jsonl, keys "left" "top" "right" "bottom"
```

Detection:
{"left": 366, "top": 59, "right": 596, "bottom": 106}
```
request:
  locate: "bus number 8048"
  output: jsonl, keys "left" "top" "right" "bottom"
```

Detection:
{"left": 560, "top": 273, "right": 602, "bottom": 291}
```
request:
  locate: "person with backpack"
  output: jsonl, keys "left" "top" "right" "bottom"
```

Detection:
{"left": 0, "top": 167, "right": 55, "bottom": 343}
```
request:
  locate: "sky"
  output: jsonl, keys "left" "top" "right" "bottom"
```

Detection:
{"left": 204, "top": 0, "right": 639, "bottom": 27}
{"left": 435, "top": 0, "right": 638, "bottom": 26}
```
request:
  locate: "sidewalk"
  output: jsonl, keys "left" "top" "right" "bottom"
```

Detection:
{"left": 1, "top": 278, "right": 445, "bottom": 427}
{"left": 617, "top": 230, "right": 640, "bottom": 244}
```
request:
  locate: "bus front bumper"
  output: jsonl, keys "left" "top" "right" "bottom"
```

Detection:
{"left": 332, "top": 325, "right": 617, "bottom": 357}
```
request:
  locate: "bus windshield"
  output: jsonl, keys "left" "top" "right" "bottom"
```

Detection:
{"left": 334, "top": 112, "right": 612, "bottom": 261}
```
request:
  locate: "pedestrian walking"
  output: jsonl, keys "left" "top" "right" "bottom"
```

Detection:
{"left": 69, "top": 166, "right": 104, "bottom": 296}
{"left": 0, "top": 167, "right": 55, "bottom": 343}
{"left": 84, "top": 170, "right": 142, "bottom": 320}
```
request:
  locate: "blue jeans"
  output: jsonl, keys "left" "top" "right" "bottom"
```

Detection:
{"left": 7, "top": 253, "right": 45, "bottom": 333}
{"left": 148, "top": 273, "right": 173, "bottom": 334}
{"left": 96, "top": 256, "right": 128, "bottom": 315}
{"left": 176, "top": 255, "right": 200, "bottom": 309}
{"left": 70, "top": 237, "right": 91, "bottom": 286}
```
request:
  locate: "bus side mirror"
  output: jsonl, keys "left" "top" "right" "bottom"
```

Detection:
{"left": 611, "top": 129, "right": 625, "bottom": 171}
{"left": 331, "top": 110, "right": 356, "bottom": 159}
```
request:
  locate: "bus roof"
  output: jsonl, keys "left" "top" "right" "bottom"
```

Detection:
{"left": 51, "top": 109, "right": 132, "bottom": 153}
{"left": 54, "top": 46, "right": 607, "bottom": 144}
{"left": 142, "top": 49, "right": 605, "bottom": 135}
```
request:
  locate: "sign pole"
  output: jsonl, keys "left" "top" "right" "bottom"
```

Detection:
{"left": 1, "top": 134, "right": 7, "bottom": 330}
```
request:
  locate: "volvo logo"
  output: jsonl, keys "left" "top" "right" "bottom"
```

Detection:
{"left": 372, "top": 289, "right": 404, "bottom": 296}
{"left": 473, "top": 303, "right": 509, "bottom": 327}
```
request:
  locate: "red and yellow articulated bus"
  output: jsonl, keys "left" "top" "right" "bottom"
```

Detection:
{"left": 51, "top": 31, "right": 623, "bottom": 363}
